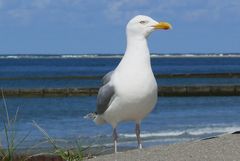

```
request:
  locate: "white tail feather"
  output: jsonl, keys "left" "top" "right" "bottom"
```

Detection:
{"left": 84, "top": 113, "right": 106, "bottom": 125}
{"left": 84, "top": 113, "right": 96, "bottom": 120}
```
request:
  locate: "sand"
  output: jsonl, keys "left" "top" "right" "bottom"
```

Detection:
{"left": 86, "top": 132, "right": 240, "bottom": 161}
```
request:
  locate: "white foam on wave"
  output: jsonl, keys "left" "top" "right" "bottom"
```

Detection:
{"left": 0, "top": 55, "right": 61, "bottom": 59}
{"left": 0, "top": 55, "right": 20, "bottom": 59}
{"left": 120, "top": 131, "right": 184, "bottom": 138}
{"left": 188, "top": 126, "right": 240, "bottom": 135}
{"left": 1, "top": 53, "right": 240, "bottom": 59}
{"left": 61, "top": 54, "right": 100, "bottom": 58}
{"left": 120, "top": 125, "right": 240, "bottom": 138}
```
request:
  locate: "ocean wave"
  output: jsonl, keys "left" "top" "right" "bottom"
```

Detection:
{"left": 0, "top": 55, "right": 61, "bottom": 59}
{"left": 120, "top": 131, "right": 184, "bottom": 138}
{"left": 76, "top": 125, "right": 240, "bottom": 148}
{"left": 188, "top": 126, "right": 240, "bottom": 135}
{"left": 151, "top": 53, "right": 240, "bottom": 58}
{"left": 0, "top": 54, "right": 123, "bottom": 59}
{"left": 61, "top": 54, "right": 123, "bottom": 58}
{"left": 1, "top": 53, "right": 240, "bottom": 59}
{"left": 120, "top": 125, "right": 240, "bottom": 138}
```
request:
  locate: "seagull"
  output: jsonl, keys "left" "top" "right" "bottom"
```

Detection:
{"left": 85, "top": 15, "right": 172, "bottom": 153}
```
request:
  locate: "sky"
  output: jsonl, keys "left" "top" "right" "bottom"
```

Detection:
{"left": 0, "top": 0, "right": 240, "bottom": 54}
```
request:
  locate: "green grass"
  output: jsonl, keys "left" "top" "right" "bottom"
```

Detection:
{"left": 33, "top": 121, "right": 89, "bottom": 161}
{"left": 0, "top": 89, "right": 31, "bottom": 161}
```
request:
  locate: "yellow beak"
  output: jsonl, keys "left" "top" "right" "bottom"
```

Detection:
{"left": 152, "top": 22, "right": 172, "bottom": 30}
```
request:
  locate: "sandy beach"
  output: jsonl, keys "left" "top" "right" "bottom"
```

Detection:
{"left": 86, "top": 132, "right": 240, "bottom": 161}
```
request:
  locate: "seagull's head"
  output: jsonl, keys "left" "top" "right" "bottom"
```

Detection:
{"left": 126, "top": 15, "right": 172, "bottom": 39}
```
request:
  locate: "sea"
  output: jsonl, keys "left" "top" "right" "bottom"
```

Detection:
{"left": 1, "top": 53, "right": 240, "bottom": 152}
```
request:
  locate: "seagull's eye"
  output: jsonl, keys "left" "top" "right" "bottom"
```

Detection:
{"left": 139, "top": 21, "right": 147, "bottom": 24}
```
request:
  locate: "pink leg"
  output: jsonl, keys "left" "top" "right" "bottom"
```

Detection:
{"left": 135, "top": 123, "right": 142, "bottom": 149}
{"left": 113, "top": 128, "right": 118, "bottom": 153}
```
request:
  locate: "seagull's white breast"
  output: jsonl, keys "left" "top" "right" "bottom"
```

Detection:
{"left": 103, "top": 55, "right": 158, "bottom": 127}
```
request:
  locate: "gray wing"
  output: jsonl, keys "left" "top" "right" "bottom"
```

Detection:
{"left": 102, "top": 70, "right": 114, "bottom": 85}
{"left": 96, "top": 84, "right": 115, "bottom": 114}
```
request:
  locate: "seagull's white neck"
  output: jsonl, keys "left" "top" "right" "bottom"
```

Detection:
{"left": 122, "top": 34, "right": 150, "bottom": 66}
{"left": 126, "top": 35, "right": 149, "bottom": 55}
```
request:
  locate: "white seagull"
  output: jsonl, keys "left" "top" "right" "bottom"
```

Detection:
{"left": 85, "top": 15, "right": 172, "bottom": 153}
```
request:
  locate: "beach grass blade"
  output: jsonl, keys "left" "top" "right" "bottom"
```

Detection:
{"left": 33, "top": 121, "right": 88, "bottom": 161}
{"left": 0, "top": 89, "right": 31, "bottom": 161}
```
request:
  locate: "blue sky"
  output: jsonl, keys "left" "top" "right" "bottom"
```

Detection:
{"left": 0, "top": 0, "right": 240, "bottom": 54}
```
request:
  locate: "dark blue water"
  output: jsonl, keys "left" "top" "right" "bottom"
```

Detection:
{"left": 1, "top": 54, "right": 240, "bottom": 150}
{"left": 1, "top": 56, "right": 240, "bottom": 88}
